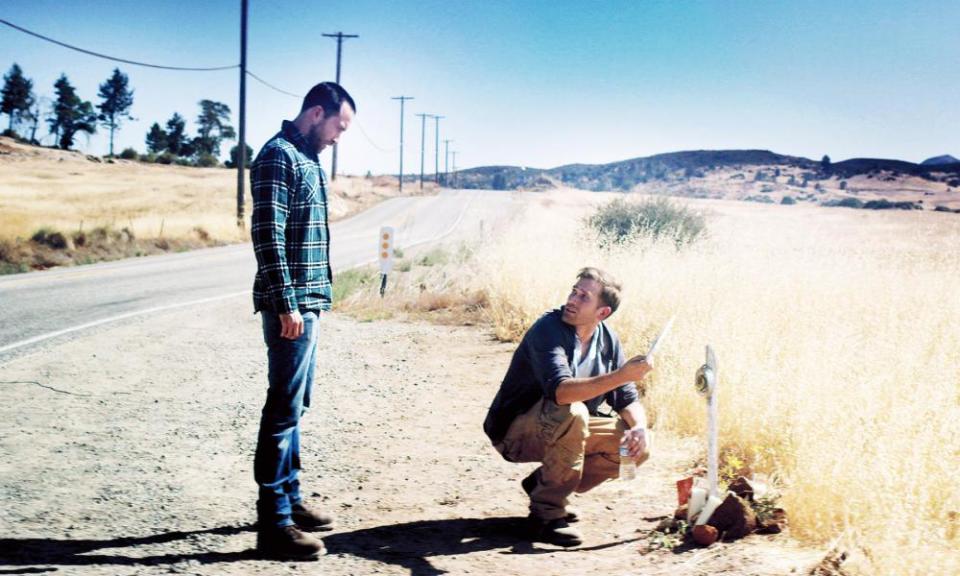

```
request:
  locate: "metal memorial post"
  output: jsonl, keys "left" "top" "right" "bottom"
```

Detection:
{"left": 696, "top": 345, "right": 720, "bottom": 497}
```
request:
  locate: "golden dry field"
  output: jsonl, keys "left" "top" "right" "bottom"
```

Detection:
{"left": 0, "top": 137, "right": 428, "bottom": 272}
{"left": 471, "top": 191, "right": 960, "bottom": 575}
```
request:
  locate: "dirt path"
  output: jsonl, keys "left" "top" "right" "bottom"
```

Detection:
{"left": 0, "top": 299, "right": 822, "bottom": 575}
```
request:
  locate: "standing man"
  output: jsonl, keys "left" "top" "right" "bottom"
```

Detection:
{"left": 483, "top": 267, "right": 653, "bottom": 547}
{"left": 250, "top": 82, "right": 355, "bottom": 560}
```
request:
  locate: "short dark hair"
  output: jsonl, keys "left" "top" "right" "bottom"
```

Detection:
{"left": 300, "top": 82, "right": 356, "bottom": 116}
{"left": 577, "top": 267, "right": 622, "bottom": 314}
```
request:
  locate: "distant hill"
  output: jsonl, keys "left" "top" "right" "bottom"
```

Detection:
{"left": 453, "top": 149, "right": 960, "bottom": 212}
{"left": 922, "top": 154, "right": 960, "bottom": 166}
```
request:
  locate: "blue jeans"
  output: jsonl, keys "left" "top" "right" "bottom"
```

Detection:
{"left": 254, "top": 310, "right": 319, "bottom": 528}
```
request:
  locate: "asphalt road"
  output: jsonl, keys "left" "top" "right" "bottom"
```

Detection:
{"left": 0, "top": 189, "right": 519, "bottom": 361}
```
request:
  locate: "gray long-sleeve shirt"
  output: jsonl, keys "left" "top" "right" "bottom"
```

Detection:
{"left": 483, "top": 308, "right": 639, "bottom": 444}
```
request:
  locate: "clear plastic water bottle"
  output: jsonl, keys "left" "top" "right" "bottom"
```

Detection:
{"left": 619, "top": 445, "right": 637, "bottom": 481}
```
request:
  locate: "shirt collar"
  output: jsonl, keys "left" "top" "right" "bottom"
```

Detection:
{"left": 558, "top": 307, "right": 607, "bottom": 354}
{"left": 281, "top": 120, "right": 318, "bottom": 160}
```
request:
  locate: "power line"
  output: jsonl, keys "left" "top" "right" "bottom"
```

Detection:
{"left": 0, "top": 17, "right": 238, "bottom": 71}
{"left": 3, "top": 15, "right": 395, "bottom": 175}
{"left": 355, "top": 122, "right": 396, "bottom": 154}
{"left": 246, "top": 72, "right": 393, "bottom": 155}
{"left": 246, "top": 70, "right": 301, "bottom": 98}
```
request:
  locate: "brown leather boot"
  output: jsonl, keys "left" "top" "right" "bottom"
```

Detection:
{"left": 256, "top": 525, "right": 325, "bottom": 560}
{"left": 527, "top": 515, "right": 583, "bottom": 547}
{"left": 521, "top": 473, "right": 580, "bottom": 523}
{"left": 291, "top": 502, "right": 336, "bottom": 531}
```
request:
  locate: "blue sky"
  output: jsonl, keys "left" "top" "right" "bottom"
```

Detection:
{"left": 2, "top": 0, "right": 958, "bottom": 175}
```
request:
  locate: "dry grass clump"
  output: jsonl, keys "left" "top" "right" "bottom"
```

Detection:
{"left": 0, "top": 224, "right": 223, "bottom": 273}
{"left": 334, "top": 243, "right": 489, "bottom": 325}
{"left": 471, "top": 197, "right": 960, "bottom": 575}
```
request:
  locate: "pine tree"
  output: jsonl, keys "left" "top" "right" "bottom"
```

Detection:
{"left": 194, "top": 100, "right": 235, "bottom": 157}
{"left": 226, "top": 143, "right": 253, "bottom": 168}
{"left": 48, "top": 74, "right": 97, "bottom": 150}
{"left": 145, "top": 122, "right": 167, "bottom": 154}
{"left": 164, "top": 113, "right": 189, "bottom": 156}
{"left": 97, "top": 68, "right": 134, "bottom": 156}
{"left": 1, "top": 63, "right": 34, "bottom": 134}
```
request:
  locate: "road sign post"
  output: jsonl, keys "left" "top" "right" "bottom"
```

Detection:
{"left": 378, "top": 226, "right": 394, "bottom": 298}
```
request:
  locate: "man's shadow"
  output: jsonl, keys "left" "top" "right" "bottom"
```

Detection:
{"left": 0, "top": 524, "right": 256, "bottom": 571}
{"left": 1, "top": 518, "right": 643, "bottom": 575}
{"left": 323, "top": 516, "right": 642, "bottom": 576}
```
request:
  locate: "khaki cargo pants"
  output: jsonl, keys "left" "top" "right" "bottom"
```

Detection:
{"left": 494, "top": 398, "right": 646, "bottom": 521}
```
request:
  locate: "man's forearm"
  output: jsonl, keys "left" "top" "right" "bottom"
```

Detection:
{"left": 618, "top": 400, "right": 647, "bottom": 430}
{"left": 555, "top": 369, "right": 630, "bottom": 405}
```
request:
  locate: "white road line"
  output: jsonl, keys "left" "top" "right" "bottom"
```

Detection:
{"left": 0, "top": 291, "right": 250, "bottom": 355}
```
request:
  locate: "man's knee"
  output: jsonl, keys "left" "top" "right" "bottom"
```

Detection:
{"left": 538, "top": 401, "right": 590, "bottom": 452}
{"left": 568, "top": 401, "right": 589, "bottom": 424}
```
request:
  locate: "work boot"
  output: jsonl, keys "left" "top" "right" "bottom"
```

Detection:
{"left": 256, "top": 525, "right": 325, "bottom": 560}
{"left": 527, "top": 515, "right": 583, "bottom": 547}
{"left": 291, "top": 501, "right": 335, "bottom": 531}
{"left": 521, "top": 473, "right": 580, "bottom": 523}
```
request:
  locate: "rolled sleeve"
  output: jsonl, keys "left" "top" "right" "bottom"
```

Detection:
{"left": 527, "top": 327, "right": 573, "bottom": 403}
{"left": 251, "top": 146, "right": 297, "bottom": 313}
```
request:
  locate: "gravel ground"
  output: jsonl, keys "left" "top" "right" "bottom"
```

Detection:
{"left": 0, "top": 298, "right": 822, "bottom": 575}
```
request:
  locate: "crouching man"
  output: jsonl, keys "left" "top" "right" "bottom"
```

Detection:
{"left": 483, "top": 267, "right": 653, "bottom": 547}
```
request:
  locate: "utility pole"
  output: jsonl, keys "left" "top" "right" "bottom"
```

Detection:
{"left": 431, "top": 115, "right": 444, "bottom": 184}
{"left": 322, "top": 31, "right": 358, "bottom": 180}
{"left": 236, "top": 0, "right": 248, "bottom": 229}
{"left": 451, "top": 150, "right": 458, "bottom": 189}
{"left": 415, "top": 113, "right": 430, "bottom": 189}
{"left": 391, "top": 96, "right": 413, "bottom": 192}
{"left": 443, "top": 138, "right": 452, "bottom": 186}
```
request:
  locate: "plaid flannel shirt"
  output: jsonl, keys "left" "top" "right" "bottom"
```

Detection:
{"left": 251, "top": 121, "right": 332, "bottom": 314}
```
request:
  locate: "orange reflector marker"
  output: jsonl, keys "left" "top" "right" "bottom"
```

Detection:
{"left": 378, "top": 226, "right": 395, "bottom": 274}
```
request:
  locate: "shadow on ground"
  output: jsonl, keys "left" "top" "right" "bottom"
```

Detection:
{"left": 1, "top": 518, "right": 645, "bottom": 575}
{"left": 324, "top": 516, "right": 643, "bottom": 576}
{"left": 0, "top": 524, "right": 255, "bottom": 571}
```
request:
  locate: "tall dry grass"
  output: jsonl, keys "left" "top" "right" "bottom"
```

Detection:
{"left": 0, "top": 159, "right": 249, "bottom": 243}
{"left": 473, "top": 193, "right": 960, "bottom": 575}
{"left": 0, "top": 150, "right": 411, "bottom": 246}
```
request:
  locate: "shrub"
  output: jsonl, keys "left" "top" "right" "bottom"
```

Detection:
{"left": 332, "top": 266, "right": 379, "bottom": 304}
{"left": 31, "top": 227, "right": 70, "bottom": 249}
{"left": 417, "top": 247, "right": 449, "bottom": 267}
{"left": 823, "top": 197, "right": 864, "bottom": 209}
{"left": 781, "top": 196, "right": 797, "bottom": 205}
{"left": 195, "top": 153, "right": 219, "bottom": 168}
{"left": 118, "top": 147, "right": 138, "bottom": 160}
{"left": 863, "top": 199, "right": 921, "bottom": 210}
{"left": 587, "top": 197, "right": 707, "bottom": 248}
{"left": 155, "top": 152, "right": 175, "bottom": 165}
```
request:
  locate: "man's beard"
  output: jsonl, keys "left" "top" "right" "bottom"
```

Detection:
{"left": 306, "top": 123, "right": 325, "bottom": 154}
